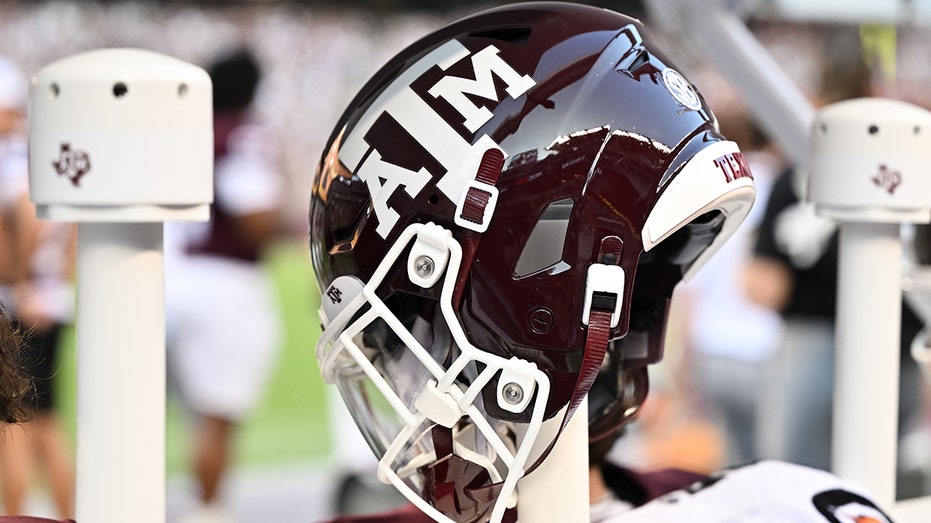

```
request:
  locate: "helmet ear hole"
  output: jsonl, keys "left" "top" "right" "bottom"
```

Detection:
{"left": 655, "top": 210, "right": 725, "bottom": 267}
{"left": 628, "top": 298, "right": 658, "bottom": 332}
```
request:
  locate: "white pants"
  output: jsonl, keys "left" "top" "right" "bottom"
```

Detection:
{"left": 166, "top": 255, "right": 281, "bottom": 421}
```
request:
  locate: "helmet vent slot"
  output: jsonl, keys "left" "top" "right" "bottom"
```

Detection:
{"left": 469, "top": 26, "right": 532, "bottom": 45}
{"left": 513, "top": 198, "right": 573, "bottom": 278}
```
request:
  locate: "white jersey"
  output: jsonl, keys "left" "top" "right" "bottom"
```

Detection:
{"left": 600, "top": 461, "right": 892, "bottom": 523}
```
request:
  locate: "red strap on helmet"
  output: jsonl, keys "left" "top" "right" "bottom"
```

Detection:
{"left": 524, "top": 237, "right": 622, "bottom": 475}
{"left": 567, "top": 235, "right": 624, "bottom": 422}
{"left": 567, "top": 307, "right": 611, "bottom": 421}
{"left": 453, "top": 149, "right": 505, "bottom": 308}
{"left": 458, "top": 148, "right": 504, "bottom": 226}
{"left": 523, "top": 297, "right": 614, "bottom": 476}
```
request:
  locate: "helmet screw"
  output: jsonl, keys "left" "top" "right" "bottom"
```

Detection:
{"left": 414, "top": 255, "right": 435, "bottom": 278}
{"left": 502, "top": 382, "right": 524, "bottom": 405}
{"left": 529, "top": 307, "right": 555, "bottom": 334}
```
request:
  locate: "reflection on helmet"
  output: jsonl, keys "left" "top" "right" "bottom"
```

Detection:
{"left": 309, "top": 2, "right": 755, "bottom": 522}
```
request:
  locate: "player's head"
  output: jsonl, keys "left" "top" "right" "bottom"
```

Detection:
{"left": 207, "top": 47, "right": 261, "bottom": 113}
{"left": 0, "top": 305, "right": 30, "bottom": 424}
{"left": 309, "top": 3, "right": 755, "bottom": 521}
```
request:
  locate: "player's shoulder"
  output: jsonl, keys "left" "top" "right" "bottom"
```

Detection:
{"left": 618, "top": 460, "right": 893, "bottom": 523}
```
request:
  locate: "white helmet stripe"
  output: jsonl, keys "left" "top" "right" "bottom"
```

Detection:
{"left": 642, "top": 140, "right": 756, "bottom": 279}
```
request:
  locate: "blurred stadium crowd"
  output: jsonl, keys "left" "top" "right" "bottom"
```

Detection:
{"left": 2, "top": 0, "right": 931, "bottom": 521}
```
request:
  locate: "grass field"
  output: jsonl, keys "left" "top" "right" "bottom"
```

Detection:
{"left": 53, "top": 239, "right": 333, "bottom": 475}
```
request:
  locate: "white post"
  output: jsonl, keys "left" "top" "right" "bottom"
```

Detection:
{"left": 833, "top": 222, "right": 901, "bottom": 506}
{"left": 517, "top": 397, "right": 589, "bottom": 522}
{"left": 75, "top": 222, "right": 166, "bottom": 519}
{"left": 28, "top": 48, "right": 213, "bottom": 523}
{"left": 807, "top": 98, "right": 931, "bottom": 511}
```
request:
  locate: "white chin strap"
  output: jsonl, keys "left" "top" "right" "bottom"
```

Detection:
{"left": 315, "top": 222, "right": 552, "bottom": 523}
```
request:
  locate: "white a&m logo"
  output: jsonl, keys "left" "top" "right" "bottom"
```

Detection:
{"left": 338, "top": 41, "right": 536, "bottom": 238}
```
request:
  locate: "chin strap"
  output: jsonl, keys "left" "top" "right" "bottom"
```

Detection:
{"left": 565, "top": 235, "right": 623, "bottom": 426}
{"left": 568, "top": 308, "right": 612, "bottom": 422}
{"left": 453, "top": 148, "right": 505, "bottom": 309}
{"left": 522, "top": 236, "right": 624, "bottom": 479}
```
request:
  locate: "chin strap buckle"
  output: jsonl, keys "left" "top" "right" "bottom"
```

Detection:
{"left": 582, "top": 236, "right": 625, "bottom": 328}
{"left": 455, "top": 148, "right": 505, "bottom": 232}
{"left": 582, "top": 266, "right": 625, "bottom": 329}
{"left": 564, "top": 236, "right": 626, "bottom": 427}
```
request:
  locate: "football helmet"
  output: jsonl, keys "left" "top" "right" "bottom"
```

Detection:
{"left": 309, "top": 3, "right": 755, "bottom": 522}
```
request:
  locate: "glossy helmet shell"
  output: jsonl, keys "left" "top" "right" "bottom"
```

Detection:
{"left": 311, "top": 2, "right": 744, "bottom": 438}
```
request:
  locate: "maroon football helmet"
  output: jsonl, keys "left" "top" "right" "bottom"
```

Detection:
{"left": 309, "top": 3, "right": 754, "bottom": 522}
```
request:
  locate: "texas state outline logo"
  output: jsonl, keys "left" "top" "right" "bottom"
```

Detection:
{"left": 52, "top": 142, "right": 91, "bottom": 187}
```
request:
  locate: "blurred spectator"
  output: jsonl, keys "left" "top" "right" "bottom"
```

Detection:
{"left": 898, "top": 224, "right": 931, "bottom": 497}
{"left": 0, "top": 55, "right": 77, "bottom": 520}
{"left": 678, "top": 112, "right": 785, "bottom": 466}
{"left": 745, "top": 29, "right": 925, "bottom": 482}
{"left": 165, "top": 47, "right": 284, "bottom": 523}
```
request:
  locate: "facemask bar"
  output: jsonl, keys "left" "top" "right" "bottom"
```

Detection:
{"left": 316, "top": 222, "right": 552, "bottom": 523}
